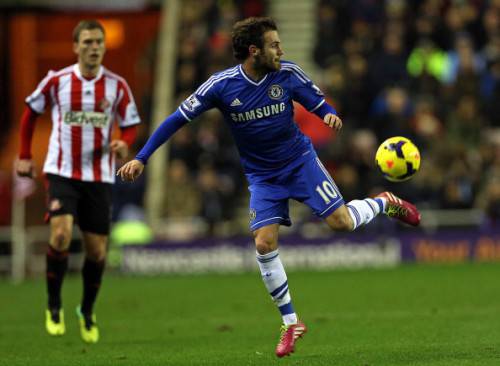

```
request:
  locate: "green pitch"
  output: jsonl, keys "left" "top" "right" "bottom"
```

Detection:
{"left": 1, "top": 263, "right": 500, "bottom": 366}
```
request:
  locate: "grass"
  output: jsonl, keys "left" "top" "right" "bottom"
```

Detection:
{"left": 1, "top": 263, "right": 500, "bottom": 365}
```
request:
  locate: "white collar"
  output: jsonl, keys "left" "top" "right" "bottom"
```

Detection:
{"left": 239, "top": 64, "right": 268, "bottom": 86}
{"left": 73, "top": 64, "right": 103, "bottom": 82}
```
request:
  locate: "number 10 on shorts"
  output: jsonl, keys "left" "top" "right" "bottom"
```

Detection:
{"left": 315, "top": 181, "right": 338, "bottom": 204}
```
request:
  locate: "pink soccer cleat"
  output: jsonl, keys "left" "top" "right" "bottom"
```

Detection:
{"left": 376, "top": 191, "right": 421, "bottom": 226}
{"left": 275, "top": 321, "right": 307, "bottom": 358}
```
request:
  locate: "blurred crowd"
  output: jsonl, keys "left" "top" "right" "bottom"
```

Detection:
{"left": 313, "top": 0, "right": 500, "bottom": 229}
{"left": 113, "top": 0, "right": 500, "bottom": 236}
{"left": 114, "top": 0, "right": 265, "bottom": 237}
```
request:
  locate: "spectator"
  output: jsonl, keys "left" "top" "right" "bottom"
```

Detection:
{"left": 371, "top": 86, "right": 413, "bottom": 141}
{"left": 369, "top": 33, "right": 409, "bottom": 94}
{"left": 445, "top": 94, "right": 484, "bottom": 150}
{"left": 163, "top": 159, "right": 201, "bottom": 218}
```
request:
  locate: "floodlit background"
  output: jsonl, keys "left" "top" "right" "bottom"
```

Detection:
{"left": 2, "top": 1, "right": 500, "bottom": 366}
{"left": 0, "top": 0, "right": 499, "bottom": 278}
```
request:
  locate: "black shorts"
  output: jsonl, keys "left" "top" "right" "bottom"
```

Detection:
{"left": 45, "top": 174, "right": 112, "bottom": 235}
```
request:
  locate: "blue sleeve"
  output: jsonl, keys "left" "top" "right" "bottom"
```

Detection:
{"left": 135, "top": 74, "right": 222, "bottom": 164}
{"left": 313, "top": 102, "right": 337, "bottom": 119}
{"left": 178, "top": 75, "right": 219, "bottom": 120}
{"left": 135, "top": 109, "right": 189, "bottom": 164}
{"left": 283, "top": 62, "right": 326, "bottom": 113}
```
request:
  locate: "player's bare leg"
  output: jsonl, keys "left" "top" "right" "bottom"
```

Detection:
{"left": 77, "top": 232, "right": 107, "bottom": 343}
{"left": 254, "top": 224, "right": 306, "bottom": 357}
{"left": 254, "top": 223, "right": 279, "bottom": 254}
{"left": 325, "top": 193, "right": 420, "bottom": 232}
{"left": 45, "top": 215, "right": 73, "bottom": 336}
{"left": 324, "top": 205, "right": 355, "bottom": 231}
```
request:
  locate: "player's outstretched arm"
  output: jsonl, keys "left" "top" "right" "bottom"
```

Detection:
{"left": 117, "top": 159, "right": 144, "bottom": 182}
{"left": 323, "top": 113, "right": 342, "bottom": 131}
{"left": 312, "top": 102, "right": 342, "bottom": 132}
{"left": 118, "top": 109, "right": 189, "bottom": 182}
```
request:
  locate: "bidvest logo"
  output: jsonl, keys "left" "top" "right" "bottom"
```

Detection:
{"left": 64, "top": 111, "right": 109, "bottom": 128}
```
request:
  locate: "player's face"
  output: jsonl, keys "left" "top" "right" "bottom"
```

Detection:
{"left": 74, "top": 29, "right": 106, "bottom": 69}
{"left": 257, "top": 30, "right": 283, "bottom": 72}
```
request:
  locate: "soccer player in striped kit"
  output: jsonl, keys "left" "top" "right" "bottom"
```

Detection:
{"left": 16, "top": 20, "right": 140, "bottom": 343}
{"left": 118, "top": 17, "right": 421, "bottom": 357}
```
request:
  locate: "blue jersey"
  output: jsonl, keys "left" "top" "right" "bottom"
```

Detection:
{"left": 178, "top": 61, "right": 326, "bottom": 183}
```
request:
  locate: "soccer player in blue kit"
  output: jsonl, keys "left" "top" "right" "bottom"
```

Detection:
{"left": 118, "top": 17, "right": 421, "bottom": 357}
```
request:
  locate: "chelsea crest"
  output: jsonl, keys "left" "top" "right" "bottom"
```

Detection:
{"left": 268, "top": 84, "right": 284, "bottom": 100}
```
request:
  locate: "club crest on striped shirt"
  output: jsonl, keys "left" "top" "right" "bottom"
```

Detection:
{"left": 98, "top": 98, "right": 110, "bottom": 110}
{"left": 268, "top": 84, "right": 284, "bottom": 100}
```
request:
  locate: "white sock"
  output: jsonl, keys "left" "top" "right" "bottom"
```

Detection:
{"left": 346, "top": 198, "right": 384, "bottom": 231}
{"left": 256, "top": 249, "right": 298, "bottom": 325}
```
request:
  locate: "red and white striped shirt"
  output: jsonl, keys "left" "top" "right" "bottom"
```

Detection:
{"left": 25, "top": 64, "right": 140, "bottom": 183}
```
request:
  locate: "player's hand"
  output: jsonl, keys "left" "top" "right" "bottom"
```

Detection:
{"left": 323, "top": 113, "right": 342, "bottom": 131}
{"left": 15, "top": 159, "right": 36, "bottom": 178}
{"left": 117, "top": 159, "right": 144, "bottom": 182}
{"left": 110, "top": 139, "right": 129, "bottom": 160}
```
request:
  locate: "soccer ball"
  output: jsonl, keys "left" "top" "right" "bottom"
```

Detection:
{"left": 375, "top": 136, "right": 420, "bottom": 182}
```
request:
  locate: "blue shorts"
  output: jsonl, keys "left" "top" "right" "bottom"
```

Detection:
{"left": 248, "top": 157, "right": 344, "bottom": 231}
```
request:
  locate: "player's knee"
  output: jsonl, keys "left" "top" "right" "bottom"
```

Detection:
{"left": 255, "top": 239, "right": 277, "bottom": 254}
{"left": 325, "top": 210, "right": 354, "bottom": 232}
{"left": 86, "top": 248, "right": 106, "bottom": 262}
{"left": 254, "top": 232, "right": 278, "bottom": 254}
{"left": 50, "top": 228, "right": 71, "bottom": 249}
{"left": 82, "top": 231, "right": 108, "bottom": 261}
{"left": 85, "top": 241, "right": 107, "bottom": 262}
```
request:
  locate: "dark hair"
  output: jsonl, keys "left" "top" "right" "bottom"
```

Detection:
{"left": 72, "top": 20, "right": 105, "bottom": 43}
{"left": 232, "top": 17, "right": 277, "bottom": 61}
